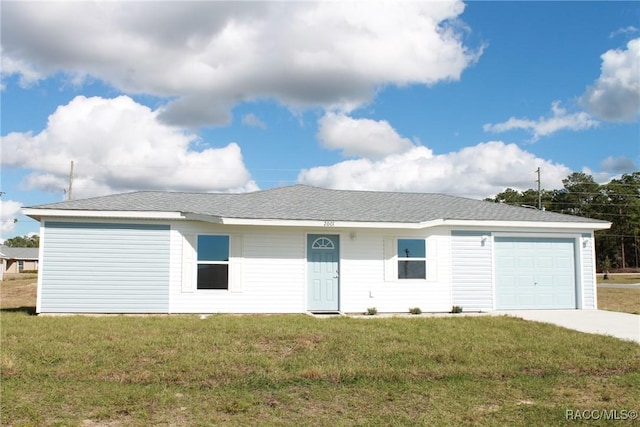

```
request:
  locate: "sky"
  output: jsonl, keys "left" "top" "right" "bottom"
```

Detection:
{"left": 1, "top": 1, "right": 639, "bottom": 240}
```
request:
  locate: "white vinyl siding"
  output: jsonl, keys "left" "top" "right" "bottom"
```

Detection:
{"left": 581, "top": 233, "right": 596, "bottom": 309}
{"left": 170, "top": 225, "right": 452, "bottom": 314}
{"left": 451, "top": 231, "right": 494, "bottom": 311}
{"left": 39, "top": 221, "right": 170, "bottom": 313}
{"left": 181, "top": 234, "right": 196, "bottom": 293}
{"left": 340, "top": 233, "right": 385, "bottom": 313}
{"left": 346, "top": 231, "right": 449, "bottom": 313}
{"left": 169, "top": 223, "right": 305, "bottom": 313}
{"left": 37, "top": 216, "right": 600, "bottom": 314}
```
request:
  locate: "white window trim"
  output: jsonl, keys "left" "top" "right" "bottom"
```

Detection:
{"left": 181, "top": 233, "right": 243, "bottom": 293}
{"left": 182, "top": 234, "right": 197, "bottom": 293}
{"left": 384, "top": 237, "right": 438, "bottom": 282}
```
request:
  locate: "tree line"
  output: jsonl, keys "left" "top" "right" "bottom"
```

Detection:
{"left": 3, "top": 234, "right": 39, "bottom": 248}
{"left": 486, "top": 171, "right": 640, "bottom": 271}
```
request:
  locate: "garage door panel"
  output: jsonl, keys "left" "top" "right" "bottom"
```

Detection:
{"left": 538, "top": 256, "right": 554, "bottom": 269}
{"left": 517, "top": 275, "right": 535, "bottom": 287}
{"left": 536, "top": 294, "right": 555, "bottom": 306}
{"left": 499, "top": 255, "right": 515, "bottom": 268}
{"left": 555, "top": 274, "right": 573, "bottom": 285}
{"left": 536, "top": 274, "right": 553, "bottom": 286}
{"left": 518, "top": 256, "right": 534, "bottom": 268}
{"left": 517, "top": 241, "right": 535, "bottom": 249}
{"left": 495, "top": 237, "right": 576, "bottom": 310}
{"left": 501, "top": 275, "right": 517, "bottom": 286}
{"left": 501, "top": 296, "right": 516, "bottom": 307}
{"left": 515, "top": 295, "right": 535, "bottom": 305}
{"left": 555, "top": 257, "right": 572, "bottom": 268}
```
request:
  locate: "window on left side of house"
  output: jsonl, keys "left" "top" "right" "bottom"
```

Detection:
{"left": 197, "top": 235, "right": 229, "bottom": 290}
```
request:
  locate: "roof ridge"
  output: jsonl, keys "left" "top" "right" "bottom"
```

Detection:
{"left": 287, "top": 184, "right": 467, "bottom": 198}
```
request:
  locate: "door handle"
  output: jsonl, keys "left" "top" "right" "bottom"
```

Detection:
{"left": 333, "top": 269, "right": 340, "bottom": 279}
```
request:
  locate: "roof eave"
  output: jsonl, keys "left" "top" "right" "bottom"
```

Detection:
{"left": 441, "top": 219, "right": 612, "bottom": 230}
{"left": 22, "top": 208, "right": 186, "bottom": 221}
{"left": 220, "top": 217, "right": 610, "bottom": 230}
{"left": 21, "top": 209, "right": 612, "bottom": 231}
{"left": 182, "top": 213, "right": 223, "bottom": 224}
{"left": 219, "top": 217, "right": 441, "bottom": 229}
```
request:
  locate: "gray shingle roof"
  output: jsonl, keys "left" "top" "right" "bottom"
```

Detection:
{"left": 27, "top": 185, "right": 608, "bottom": 225}
{"left": 0, "top": 246, "right": 39, "bottom": 260}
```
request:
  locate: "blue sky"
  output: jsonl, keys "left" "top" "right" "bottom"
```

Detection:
{"left": 1, "top": 1, "right": 639, "bottom": 239}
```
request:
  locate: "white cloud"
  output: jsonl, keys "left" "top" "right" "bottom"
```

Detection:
{"left": 1, "top": 96, "right": 257, "bottom": 199}
{"left": 298, "top": 141, "right": 573, "bottom": 199}
{"left": 580, "top": 167, "right": 620, "bottom": 186}
{"left": 609, "top": 26, "right": 639, "bottom": 39}
{"left": 241, "top": 113, "right": 267, "bottom": 130}
{"left": 317, "top": 113, "right": 415, "bottom": 159}
{"left": 580, "top": 38, "right": 640, "bottom": 122}
{"left": 483, "top": 101, "right": 599, "bottom": 140}
{"left": 1, "top": 1, "right": 480, "bottom": 127}
{"left": 0, "top": 200, "right": 22, "bottom": 235}
{"left": 0, "top": 52, "right": 42, "bottom": 89}
{"left": 600, "top": 156, "right": 637, "bottom": 174}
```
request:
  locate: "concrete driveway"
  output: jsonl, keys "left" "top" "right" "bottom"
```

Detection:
{"left": 493, "top": 310, "right": 640, "bottom": 343}
{"left": 597, "top": 283, "right": 640, "bottom": 289}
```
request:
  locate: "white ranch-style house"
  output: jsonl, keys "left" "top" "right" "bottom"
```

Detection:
{"left": 23, "top": 185, "right": 610, "bottom": 314}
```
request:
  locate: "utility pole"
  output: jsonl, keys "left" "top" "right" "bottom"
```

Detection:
{"left": 68, "top": 160, "right": 75, "bottom": 201}
{"left": 535, "top": 167, "right": 542, "bottom": 210}
{"left": 620, "top": 207, "right": 626, "bottom": 269}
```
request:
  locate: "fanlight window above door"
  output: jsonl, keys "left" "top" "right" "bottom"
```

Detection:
{"left": 312, "top": 237, "right": 335, "bottom": 250}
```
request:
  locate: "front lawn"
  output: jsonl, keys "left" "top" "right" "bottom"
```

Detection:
{"left": 597, "top": 287, "right": 640, "bottom": 314}
{"left": 597, "top": 274, "right": 640, "bottom": 285}
{"left": 2, "top": 312, "right": 639, "bottom": 426}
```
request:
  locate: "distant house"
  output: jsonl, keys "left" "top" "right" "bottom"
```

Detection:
{"left": 0, "top": 246, "right": 39, "bottom": 278}
{"left": 23, "top": 185, "right": 610, "bottom": 314}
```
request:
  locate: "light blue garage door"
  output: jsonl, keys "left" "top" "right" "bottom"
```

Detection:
{"left": 495, "top": 237, "right": 576, "bottom": 309}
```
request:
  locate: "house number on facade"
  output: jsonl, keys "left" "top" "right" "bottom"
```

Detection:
{"left": 324, "top": 221, "right": 335, "bottom": 227}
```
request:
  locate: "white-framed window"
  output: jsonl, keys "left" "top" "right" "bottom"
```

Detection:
{"left": 197, "top": 235, "right": 229, "bottom": 290}
{"left": 182, "top": 233, "right": 242, "bottom": 293}
{"left": 384, "top": 237, "right": 436, "bottom": 282}
{"left": 397, "top": 239, "right": 426, "bottom": 279}
{"left": 18, "top": 260, "right": 24, "bottom": 272}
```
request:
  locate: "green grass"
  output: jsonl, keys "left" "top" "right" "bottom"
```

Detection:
{"left": 598, "top": 287, "right": 640, "bottom": 314}
{"left": 2, "top": 312, "right": 639, "bottom": 426}
{"left": 597, "top": 274, "right": 640, "bottom": 285}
